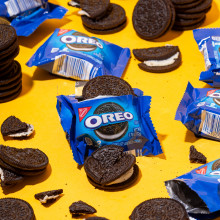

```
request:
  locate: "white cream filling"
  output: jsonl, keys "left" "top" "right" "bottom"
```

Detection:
{"left": 8, "top": 124, "right": 34, "bottom": 137}
{"left": 106, "top": 167, "right": 134, "bottom": 185}
{"left": 95, "top": 125, "right": 128, "bottom": 141}
{"left": 144, "top": 52, "right": 179, "bottom": 67}
{"left": 39, "top": 195, "right": 60, "bottom": 203}
{"left": 78, "top": 10, "right": 91, "bottom": 17}
{"left": 68, "top": 1, "right": 80, "bottom": 7}
{"left": 0, "top": 168, "right": 4, "bottom": 181}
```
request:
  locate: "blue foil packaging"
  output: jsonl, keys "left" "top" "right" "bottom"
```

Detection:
{"left": 175, "top": 82, "right": 220, "bottom": 141}
{"left": 165, "top": 159, "right": 220, "bottom": 219}
{"left": 193, "top": 28, "right": 220, "bottom": 87}
{"left": 0, "top": 0, "right": 67, "bottom": 36}
{"left": 56, "top": 94, "right": 162, "bottom": 165}
{"left": 27, "top": 29, "right": 131, "bottom": 80}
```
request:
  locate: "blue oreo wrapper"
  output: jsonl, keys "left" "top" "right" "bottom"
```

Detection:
{"left": 165, "top": 159, "right": 220, "bottom": 219}
{"left": 193, "top": 28, "right": 220, "bottom": 87}
{"left": 56, "top": 93, "right": 162, "bottom": 165}
{"left": 0, "top": 0, "right": 67, "bottom": 36}
{"left": 27, "top": 29, "right": 131, "bottom": 80}
{"left": 175, "top": 82, "right": 220, "bottom": 141}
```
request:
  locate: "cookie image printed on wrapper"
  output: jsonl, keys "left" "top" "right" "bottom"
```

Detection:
{"left": 62, "top": 32, "right": 101, "bottom": 52}
{"left": 208, "top": 90, "right": 220, "bottom": 106}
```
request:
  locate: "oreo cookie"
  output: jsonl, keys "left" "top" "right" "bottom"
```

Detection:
{"left": 0, "top": 17, "right": 10, "bottom": 25}
{"left": 84, "top": 145, "right": 139, "bottom": 190}
{"left": 1, "top": 116, "right": 34, "bottom": 138}
{"left": 189, "top": 145, "right": 207, "bottom": 164}
{"left": 178, "top": 0, "right": 212, "bottom": 13}
{"left": 133, "top": 45, "right": 182, "bottom": 73}
{"left": 132, "top": 0, "right": 175, "bottom": 40}
{"left": 78, "top": 0, "right": 110, "bottom": 19}
{"left": 35, "top": 189, "right": 63, "bottom": 204}
{"left": 129, "top": 198, "right": 189, "bottom": 220}
{"left": 174, "top": 0, "right": 204, "bottom": 10}
{"left": 69, "top": 200, "right": 97, "bottom": 216}
{"left": 0, "top": 198, "right": 35, "bottom": 220}
{"left": 82, "top": 75, "right": 134, "bottom": 100}
{"left": 81, "top": 4, "right": 126, "bottom": 34}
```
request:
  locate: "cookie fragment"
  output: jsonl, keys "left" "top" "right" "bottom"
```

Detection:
{"left": 84, "top": 145, "right": 139, "bottom": 190}
{"left": 0, "top": 198, "right": 35, "bottom": 220}
{"left": 82, "top": 75, "right": 134, "bottom": 100}
{"left": 35, "top": 189, "right": 63, "bottom": 204}
{"left": 133, "top": 45, "right": 181, "bottom": 73}
{"left": 189, "top": 145, "right": 207, "bottom": 164}
{"left": 129, "top": 198, "right": 189, "bottom": 220}
{"left": 1, "top": 115, "right": 34, "bottom": 138}
{"left": 69, "top": 200, "right": 97, "bottom": 216}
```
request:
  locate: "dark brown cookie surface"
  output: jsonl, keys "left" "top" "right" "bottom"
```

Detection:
{"left": 189, "top": 145, "right": 207, "bottom": 164}
{"left": 84, "top": 145, "right": 136, "bottom": 186}
{"left": 35, "top": 189, "right": 63, "bottom": 203}
{"left": 133, "top": 46, "right": 180, "bottom": 61}
{"left": 0, "top": 145, "right": 49, "bottom": 171}
{"left": 174, "top": 0, "right": 204, "bottom": 10}
{"left": 82, "top": 75, "right": 134, "bottom": 100}
{"left": 129, "top": 198, "right": 189, "bottom": 220}
{"left": 79, "top": 0, "right": 110, "bottom": 19}
{"left": 182, "top": 0, "right": 212, "bottom": 13}
{"left": 172, "top": 0, "right": 197, "bottom": 4}
{"left": 176, "top": 11, "right": 206, "bottom": 19}
{"left": 0, "top": 198, "right": 35, "bottom": 220}
{"left": 69, "top": 200, "right": 97, "bottom": 215}
{"left": 132, "top": 0, "right": 174, "bottom": 40}
{"left": 82, "top": 4, "right": 126, "bottom": 30}
{"left": 0, "top": 86, "right": 22, "bottom": 103}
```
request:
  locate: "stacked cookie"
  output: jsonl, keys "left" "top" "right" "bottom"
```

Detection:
{"left": 0, "top": 24, "right": 22, "bottom": 103}
{"left": 172, "top": 0, "right": 212, "bottom": 30}
{"left": 69, "top": 0, "right": 127, "bottom": 34}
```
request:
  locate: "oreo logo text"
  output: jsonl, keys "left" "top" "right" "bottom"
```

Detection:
{"left": 85, "top": 112, "right": 133, "bottom": 129}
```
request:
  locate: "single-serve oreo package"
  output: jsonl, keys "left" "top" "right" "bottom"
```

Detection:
{"left": 193, "top": 28, "right": 220, "bottom": 87}
{"left": 175, "top": 82, "right": 220, "bottom": 141}
{"left": 56, "top": 94, "right": 162, "bottom": 165}
{"left": 27, "top": 29, "right": 130, "bottom": 80}
{"left": 165, "top": 159, "right": 220, "bottom": 219}
{"left": 0, "top": 0, "right": 67, "bottom": 36}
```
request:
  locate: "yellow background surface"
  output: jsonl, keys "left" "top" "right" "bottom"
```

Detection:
{"left": 1, "top": 0, "right": 220, "bottom": 219}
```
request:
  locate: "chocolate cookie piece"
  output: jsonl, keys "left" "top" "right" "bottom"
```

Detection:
{"left": 81, "top": 4, "right": 126, "bottom": 32}
{"left": 84, "top": 145, "right": 139, "bottom": 190}
{"left": 0, "top": 25, "right": 17, "bottom": 52}
{"left": 1, "top": 116, "right": 34, "bottom": 138}
{"left": 189, "top": 145, "right": 207, "bottom": 164}
{"left": 132, "top": 0, "right": 174, "bottom": 40}
{"left": 82, "top": 75, "right": 134, "bottom": 100}
{"left": 79, "top": 0, "right": 110, "bottom": 19}
{"left": 133, "top": 46, "right": 180, "bottom": 62}
{"left": 0, "top": 167, "right": 24, "bottom": 187}
{"left": 69, "top": 200, "right": 97, "bottom": 215}
{"left": 0, "top": 198, "right": 35, "bottom": 220}
{"left": 134, "top": 45, "right": 182, "bottom": 73}
{"left": 85, "top": 217, "right": 109, "bottom": 220}
{"left": 35, "top": 189, "right": 63, "bottom": 204}
{"left": 0, "top": 145, "right": 49, "bottom": 171}
{"left": 181, "top": 0, "right": 212, "bottom": 13}
{"left": 93, "top": 102, "right": 128, "bottom": 141}
{"left": 129, "top": 198, "right": 189, "bottom": 220}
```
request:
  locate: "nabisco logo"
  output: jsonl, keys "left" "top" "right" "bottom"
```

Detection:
{"left": 196, "top": 166, "right": 207, "bottom": 174}
{"left": 207, "top": 89, "right": 217, "bottom": 97}
{"left": 57, "top": 29, "right": 71, "bottom": 36}
{"left": 78, "top": 107, "right": 92, "bottom": 122}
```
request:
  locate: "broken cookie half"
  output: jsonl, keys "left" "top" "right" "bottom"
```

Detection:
{"left": 1, "top": 116, "right": 34, "bottom": 138}
{"left": 133, "top": 45, "right": 182, "bottom": 73}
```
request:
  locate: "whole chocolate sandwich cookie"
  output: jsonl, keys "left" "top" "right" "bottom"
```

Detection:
{"left": 82, "top": 3, "right": 126, "bottom": 34}
{"left": 0, "top": 198, "right": 35, "bottom": 220}
{"left": 132, "top": 0, "right": 175, "bottom": 40}
{"left": 189, "top": 145, "right": 207, "bottom": 164}
{"left": 129, "top": 198, "right": 189, "bottom": 220}
{"left": 0, "top": 145, "right": 49, "bottom": 177}
{"left": 78, "top": 0, "right": 110, "bottom": 19}
{"left": 0, "top": 166, "right": 24, "bottom": 187}
{"left": 1, "top": 116, "right": 34, "bottom": 138}
{"left": 69, "top": 200, "right": 97, "bottom": 216}
{"left": 35, "top": 189, "right": 63, "bottom": 204}
{"left": 133, "top": 45, "right": 182, "bottom": 73}
{"left": 84, "top": 145, "right": 139, "bottom": 190}
{"left": 82, "top": 75, "right": 134, "bottom": 100}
